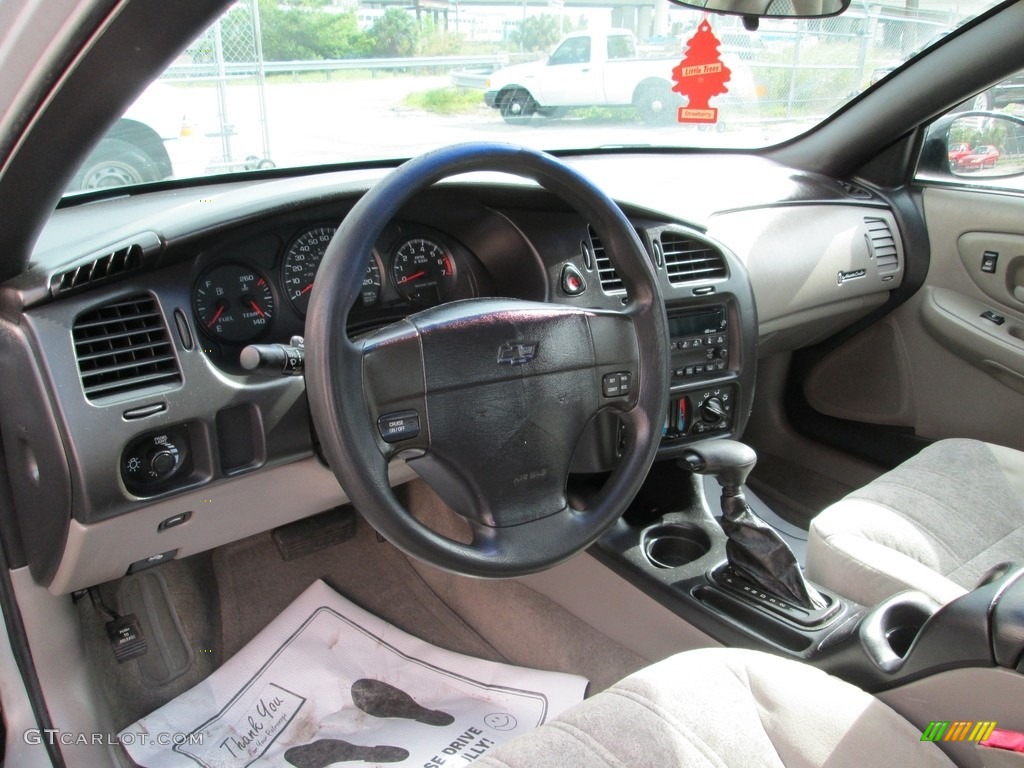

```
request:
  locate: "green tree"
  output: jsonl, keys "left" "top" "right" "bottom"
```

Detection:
{"left": 420, "top": 17, "right": 464, "bottom": 56}
{"left": 369, "top": 9, "right": 420, "bottom": 57}
{"left": 508, "top": 14, "right": 573, "bottom": 53}
{"left": 255, "top": 0, "right": 371, "bottom": 60}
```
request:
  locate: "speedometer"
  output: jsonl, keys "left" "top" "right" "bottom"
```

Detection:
{"left": 282, "top": 225, "right": 382, "bottom": 316}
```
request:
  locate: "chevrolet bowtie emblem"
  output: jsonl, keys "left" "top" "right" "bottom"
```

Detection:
{"left": 497, "top": 342, "right": 538, "bottom": 366}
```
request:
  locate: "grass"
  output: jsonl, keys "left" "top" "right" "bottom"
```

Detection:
{"left": 403, "top": 87, "right": 487, "bottom": 115}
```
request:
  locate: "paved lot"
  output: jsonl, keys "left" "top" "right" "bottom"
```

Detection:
{"left": 171, "top": 74, "right": 795, "bottom": 178}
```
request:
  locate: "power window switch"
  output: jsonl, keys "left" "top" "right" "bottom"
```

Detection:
{"left": 981, "top": 310, "right": 1006, "bottom": 325}
{"left": 981, "top": 251, "right": 999, "bottom": 274}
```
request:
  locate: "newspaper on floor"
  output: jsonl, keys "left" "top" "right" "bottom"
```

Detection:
{"left": 120, "top": 579, "right": 588, "bottom": 768}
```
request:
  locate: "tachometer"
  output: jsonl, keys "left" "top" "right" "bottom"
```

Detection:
{"left": 282, "top": 225, "right": 382, "bottom": 316}
{"left": 193, "top": 263, "right": 274, "bottom": 343}
{"left": 391, "top": 237, "right": 457, "bottom": 306}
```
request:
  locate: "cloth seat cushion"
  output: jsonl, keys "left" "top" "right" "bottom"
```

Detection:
{"left": 474, "top": 647, "right": 953, "bottom": 768}
{"left": 807, "top": 438, "right": 1024, "bottom": 607}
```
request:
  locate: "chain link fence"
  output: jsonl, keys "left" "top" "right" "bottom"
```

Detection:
{"left": 714, "top": 2, "right": 956, "bottom": 125}
{"left": 162, "top": 0, "right": 274, "bottom": 172}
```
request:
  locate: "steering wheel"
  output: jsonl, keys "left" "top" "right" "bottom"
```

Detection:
{"left": 305, "top": 143, "right": 668, "bottom": 577}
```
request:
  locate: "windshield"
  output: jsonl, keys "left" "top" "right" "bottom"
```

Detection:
{"left": 66, "top": 0, "right": 1004, "bottom": 193}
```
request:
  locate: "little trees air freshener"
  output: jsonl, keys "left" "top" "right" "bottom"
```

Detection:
{"left": 672, "top": 18, "right": 732, "bottom": 124}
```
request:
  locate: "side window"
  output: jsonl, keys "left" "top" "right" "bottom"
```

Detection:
{"left": 917, "top": 69, "right": 1024, "bottom": 191}
{"left": 607, "top": 35, "right": 634, "bottom": 60}
{"left": 549, "top": 37, "right": 590, "bottom": 66}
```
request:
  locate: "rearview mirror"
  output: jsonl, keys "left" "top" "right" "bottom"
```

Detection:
{"left": 921, "top": 112, "right": 1024, "bottom": 180}
{"left": 665, "top": 0, "right": 849, "bottom": 19}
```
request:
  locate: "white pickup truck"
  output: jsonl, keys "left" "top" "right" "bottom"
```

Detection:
{"left": 483, "top": 30, "right": 683, "bottom": 124}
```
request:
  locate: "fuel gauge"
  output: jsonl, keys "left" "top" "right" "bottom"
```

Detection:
{"left": 193, "top": 263, "right": 275, "bottom": 343}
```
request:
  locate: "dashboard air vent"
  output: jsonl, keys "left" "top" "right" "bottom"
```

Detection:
{"left": 72, "top": 296, "right": 181, "bottom": 401}
{"left": 839, "top": 181, "right": 873, "bottom": 200}
{"left": 589, "top": 226, "right": 624, "bottom": 294}
{"left": 660, "top": 231, "right": 727, "bottom": 284}
{"left": 54, "top": 244, "right": 143, "bottom": 295}
{"left": 865, "top": 217, "right": 899, "bottom": 273}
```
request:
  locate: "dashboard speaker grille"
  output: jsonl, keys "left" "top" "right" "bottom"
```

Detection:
{"left": 72, "top": 296, "right": 181, "bottom": 400}
{"left": 865, "top": 217, "right": 899, "bottom": 273}
{"left": 660, "top": 231, "right": 726, "bottom": 284}
{"left": 588, "top": 226, "right": 624, "bottom": 294}
{"left": 54, "top": 244, "right": 143, "bottom": 295}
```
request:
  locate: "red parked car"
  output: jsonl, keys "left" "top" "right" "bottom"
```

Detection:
{"left": 956, "top": 144, "right": 1001, "bottom": 170}
{"left": 948, "top": 141, "right": 972, "bottom": 167}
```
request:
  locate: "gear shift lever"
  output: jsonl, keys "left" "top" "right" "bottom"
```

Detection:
{"left": 681, "top": 440, "right": 826, "bottom": 611}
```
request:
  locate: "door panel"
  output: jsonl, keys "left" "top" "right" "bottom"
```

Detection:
{"left": 957, "top": 232, "right": 1024, "bottom": 307}
{"left": 803, "top": 186, "right": 1024, "bottom": 453}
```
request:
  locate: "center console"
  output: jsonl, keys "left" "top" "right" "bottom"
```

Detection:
{"left": 657, "top": 302, "right": 754, "bottom": 453}
{"left": 596, "top": 462, "right": 862, "bottom": 661}
{"left": 594, "top": 456, "right": 1024, "bottom": 696}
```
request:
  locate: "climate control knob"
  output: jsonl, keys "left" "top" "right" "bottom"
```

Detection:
{"left": 700, "top": 397, "right": 728, "bottom": 426}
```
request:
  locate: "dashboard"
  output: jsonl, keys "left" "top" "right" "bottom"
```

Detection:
{"left": 0, "top": 153, "right": 905, "bottom": 595}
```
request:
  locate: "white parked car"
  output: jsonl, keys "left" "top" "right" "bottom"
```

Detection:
{"left": 69, "top": 82, "right": 200, "bottom": 191}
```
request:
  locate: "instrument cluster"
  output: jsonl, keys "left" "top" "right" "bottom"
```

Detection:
{"left": 192, "top": 220, "right": 472, "bottom": 353}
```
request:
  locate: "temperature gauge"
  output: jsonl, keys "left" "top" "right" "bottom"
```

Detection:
{"left": 193, "top": 263, "right": 275, "bottom": 343}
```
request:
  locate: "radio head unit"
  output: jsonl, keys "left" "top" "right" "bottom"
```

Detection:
{"left": 669, "top": 305, "right": 729, "bottom": 382}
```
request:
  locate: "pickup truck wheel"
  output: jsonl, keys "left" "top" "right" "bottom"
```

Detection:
{"left": 500, "top": 89, "right": 536, "bottom": 124}
{"left": 71, "top": 138, "right": 161, "bottom": 190}
{"left": 636, "top": 82, "right": 676, "bottom": 125}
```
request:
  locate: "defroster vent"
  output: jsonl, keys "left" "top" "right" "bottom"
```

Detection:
{"left": 660, "top": 231, "right": 726, "bottom": 284}
{"left": 53, "top": 244, "right": 143, "bottom": 295}
{"left": 73, "top": 296, "right": 181, "bottom": 401}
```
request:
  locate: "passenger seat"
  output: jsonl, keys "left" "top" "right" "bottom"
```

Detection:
{"left": 806, "top": 438, "right": 1024, "bottom": 606}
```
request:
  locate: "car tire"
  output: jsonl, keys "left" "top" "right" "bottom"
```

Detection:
{"left": 500, "top": 89, "right": 536, "bottom": 124}
{"left": 635, "top": 81, "right": 676, "bottom": 125}
{"left": 972, "top": 90, "right": 995, "bottom": 111}
{"left": 951, "top": 89, "right": 995, "bottom": 114}
{"left": 71, "top": 138, "right": 161, "bottom": 190}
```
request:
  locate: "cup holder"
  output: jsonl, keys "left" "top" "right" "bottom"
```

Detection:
{"left": 885, "top": 625, "right": 920, "bottom": 659}
{"left": 861, "top": 591, "right": 940, "bottom": 673}
{"left": 643, "top": 523, "right": 712, "bottom": 569}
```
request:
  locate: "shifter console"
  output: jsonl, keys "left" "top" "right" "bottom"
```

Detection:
{"left": 682, "top": 440, "right": 831, "bottom": 615}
